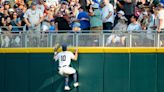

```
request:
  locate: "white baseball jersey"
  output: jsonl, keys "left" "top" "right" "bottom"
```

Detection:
{"left": 55, "top": 51, "right": 75, "bottom": 67}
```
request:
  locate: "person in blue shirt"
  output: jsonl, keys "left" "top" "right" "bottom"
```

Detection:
{"left": 11, "top": 12, "right": 22, "bottom": 32}
{"left": 127, "top": 15, "right": 142, "bottom": 32}
{"left": 49, "top": 19, "right": 57, "bottom": 32}
{"left": 77, "top": 6, "right": 90, "bottom": 31}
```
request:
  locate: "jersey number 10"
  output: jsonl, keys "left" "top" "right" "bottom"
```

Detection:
{"left": 61, "top": 55, "right": 66, "bottom": 61}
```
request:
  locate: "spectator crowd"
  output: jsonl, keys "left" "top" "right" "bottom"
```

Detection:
{"left": 0, "top": 0, "right": 164, "bottom": 33}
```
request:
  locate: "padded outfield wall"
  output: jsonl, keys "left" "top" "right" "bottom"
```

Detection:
{"left": 0, "top": 48, "right": 164, "bottom": 92}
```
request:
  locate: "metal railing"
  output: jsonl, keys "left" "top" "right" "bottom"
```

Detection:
{"left": 0, "top": 26, "right": 26, "bottom": 32}
{"left": 0, "top": 30, "right": 164, "bottom": 48}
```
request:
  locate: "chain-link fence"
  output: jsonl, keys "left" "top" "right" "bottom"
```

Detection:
{"left": 77, "top": 33, "right": 101, "bottom": 47}
{"left": 131, "top": 33, "right": 156, "bottom": 47}
{"left": 51, "top": 33, "right": 74, "bottom": 47}
{"left": 159, "top": 33, "right": 164, "bottom": 47}
{"left": 104, "top": 33, "right": 129, "bottom": 47}
{"left": 0, "top": 30, "right": 164, "bottom": 48}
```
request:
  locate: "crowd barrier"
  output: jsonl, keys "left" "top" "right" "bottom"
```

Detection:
{"left": 0, "top": 29, "right": 164, "bottom": 47}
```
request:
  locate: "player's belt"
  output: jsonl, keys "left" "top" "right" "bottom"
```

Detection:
{"left": 59, "top": 65, "right": 68, "bottom": 68}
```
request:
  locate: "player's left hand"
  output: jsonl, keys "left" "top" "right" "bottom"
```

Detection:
{"left": 75, "top": 48, "right": 78, "bottom": 52}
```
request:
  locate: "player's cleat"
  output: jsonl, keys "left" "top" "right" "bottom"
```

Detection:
{"left": 64, "top": 86, "right": 71, "bottom": 90}
{"left": 73, "top": 82, "right": 79, "bottom": 88}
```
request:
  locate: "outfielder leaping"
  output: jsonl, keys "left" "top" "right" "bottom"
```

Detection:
{"left": 54, "top": 43, "right": 79, "bottom": 91}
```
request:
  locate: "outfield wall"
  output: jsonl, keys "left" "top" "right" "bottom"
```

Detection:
{"left": 0, "top": 48, "right": 164, "bottom": 92}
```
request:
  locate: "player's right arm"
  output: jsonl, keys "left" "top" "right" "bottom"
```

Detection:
{"left": 53, "top": 52, "right": 59, "bottom": 61}
{"left": 53, "top": 43, "right": 60, "bottom": 61}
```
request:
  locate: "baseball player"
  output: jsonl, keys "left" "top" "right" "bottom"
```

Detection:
{"left": 54, "top": 43, "right": 79, "bottom": 90}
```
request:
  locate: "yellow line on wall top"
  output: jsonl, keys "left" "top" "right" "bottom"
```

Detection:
{"left": 0, "top": 47, "right": 164, "bottom": 53}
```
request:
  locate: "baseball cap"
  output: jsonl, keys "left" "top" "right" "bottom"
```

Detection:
{"left": 118, "top": 10, "right": 125, "bottom": 16}
{"left": 4, "top": 1, "right": 10, "bottom": 5}
{"left": 62, "top": 43, "right": 67, "bottom": 51}
{"left": 61, "top": 1, "right": 68, "bottom": 5}
{"left": 31, "top": 2, "right": 37, "bottom": 6}
{"left": 91, "top": 3, "right": 99, "bottom": 9}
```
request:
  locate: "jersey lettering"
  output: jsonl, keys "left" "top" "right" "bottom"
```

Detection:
{"left": 61, "top": 55, "right": 66, "bottom": 61}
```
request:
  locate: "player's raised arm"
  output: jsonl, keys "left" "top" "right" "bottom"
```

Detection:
{"left": 53, "top": 43, "right": 60, "bottom": 60}
{"left": 72, "top": 48, "right": 78, "bottom": 61}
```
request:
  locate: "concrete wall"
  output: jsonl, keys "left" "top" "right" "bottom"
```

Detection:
{"left": 0, "top": 51, "right": 164, "bottom": 92}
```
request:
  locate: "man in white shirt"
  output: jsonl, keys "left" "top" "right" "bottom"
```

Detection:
{"left": 127, "top": 15, "right": 142, "bottom": 32}
{"left": 100, "top": 0, "right": 114, "bottom": 30}
{"left": 24, "top": 2, "right": 44, "bottom": 32}
{"left": 54, "top": 43, "right": 79, "bottom": 91}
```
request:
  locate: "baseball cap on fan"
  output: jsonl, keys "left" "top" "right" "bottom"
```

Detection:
{"left": 91, "top": 3, "right": 99, "bottom": 9}
{"left": 31, "top": 2, "right": 37, "bottom": 6}
{"left": 118, "top": 10, "right": 125, "bottom": 16}
{"left": 4, "top": 0, "right": 10, "bottom": 5}
{"left": 61, "top": 1, "right": 68, "bottom": 5}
